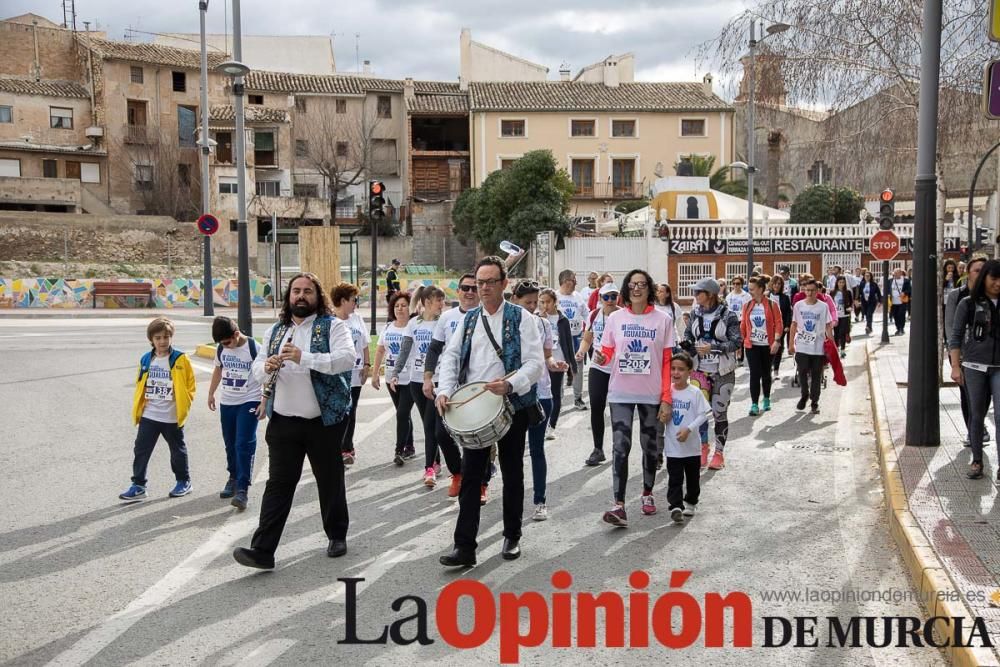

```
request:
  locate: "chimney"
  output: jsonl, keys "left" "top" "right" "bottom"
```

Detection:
{"left": 559, "top": 62, "right": 571, "bottom": 82}
{"left": 702, "top": 73, "right": 714, "bottom": 97}
{"left": 460, "top": 28, "right": 472, "bottom": 91}
{"left": 363, "top": 60, "right": 372, "bottom": 75}
{"left": 403, "top": 77, "right": 415, "bottom": 102}
{"left": 604, "top": 58, "right": 619, "bottom": 88}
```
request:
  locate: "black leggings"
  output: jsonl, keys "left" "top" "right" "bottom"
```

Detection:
{"left": 341, "top": 386, "right": 363, "bottom": 453}
{"left": 864, "top": 304, "right": 877, "bottom": 331}
{"left": 389, "top": 383, "right": 414, "bottom": 452}
{"left": 549, "top": 371, "right": 565, "bottom": 428}
{"left": 771, "top": 334, "right": 785, "bottom": 373}
{"left": 891, "top": 304, "right": 907, "bottom": 332}
{"left": 588, "top": 369, "right": 611, "bottom": 451}
{"left": 795, "top": 353, "right": 825, "bottom": 405}
{"left": 746, "top": 345, "right": 773, "bottom": 403}
{"left": 835, "top": 316, "right": 851, "bottom": 350}
{"left": 409, "top": 382, "right": 451, "bottom": 471}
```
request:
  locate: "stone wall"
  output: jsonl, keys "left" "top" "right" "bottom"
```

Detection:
{"left": 410, "top": 200, "right": 476, "bottom": 271}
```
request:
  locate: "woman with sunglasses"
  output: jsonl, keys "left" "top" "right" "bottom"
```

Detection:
{"left": 331, "top": 283, "right": 370, "bottom": 467}
{"left": 539, "top": 288, "right": 578, "bottom": 437}
{"left": 682, "top": 277, "right": 741, "bottom": 470}
{"left": 389, "top": 286, "right": 461, "bottom": 490}
{"left": 593, "top": 270, "right": 674, "bottom": 526}
{"left": 372, "top": 291, "right": 416, "bottom": 465}
{"left": 576, "top": 282, "right": 621, "bottom": 466}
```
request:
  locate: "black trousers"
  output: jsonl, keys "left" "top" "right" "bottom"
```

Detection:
{"left": 746, "top": 345, "right": 772, "bottom": 403}
{"left": 795, "top": 353, "right": 825, "bottom": 405}
{"left": 959, "top": 379, "right": 993, "bottom": 438}
{"left": 864, "top": 304, "right": 877, "bottom": 331}
{"left": 250, "top": 413, "right": 349, "bottom": 556}
{"left": 548, "top": 371, "right": 565, "bottom": 428}
{"left": 453, "top": 410, "right": 530, "bottom": 555}
{"left": 771, "top": 333, "right": 786, "bottom": 373}
{"left": 409, "top": 381, "right": 443, "bottom": 469}
{"left": 666, "top": 455, "right": 700, "bottom": 509}
{"left": 588, "top": 369, "right": 611, "bottom": 451}
{"left": 890, "top": 304, "right": 907, "bottom": 332}
{"left": 835, "top": 316, "right": 851, "bottom": 350}
{"left": 341, "top": 386, "right": 363, "bottom": 453}
{"left": 434, "top": 411, "right": 462, "bottom": 475}
{"left": 389, "top": 383, "right": 414, "bottom": 452}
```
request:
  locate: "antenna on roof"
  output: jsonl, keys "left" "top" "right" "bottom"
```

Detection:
{"left": 355, "top": 33, "right": 360, "bottom": 73}
{"left": 62, "top": 0, "right": 77, "bottom": 31}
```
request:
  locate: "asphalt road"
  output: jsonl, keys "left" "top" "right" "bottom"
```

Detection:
{"left": 0, "top": 315, "right": 944, "bottom": 666}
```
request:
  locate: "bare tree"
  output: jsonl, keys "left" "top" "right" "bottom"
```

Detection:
{"left": 700, "top": 0, "right": 997, "bottom": 196}
{"left": 114, "top": 130, "right": 201, "bottom": 220}
{"left": 295, "top": 102, "right": 385, "bottom": 226}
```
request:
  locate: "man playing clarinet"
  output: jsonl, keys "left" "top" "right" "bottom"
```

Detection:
{"left": 435, "top": 256, "right": 544, "bottom": 566}
{"left": 233, "top": 273, "right": 357, "bottom": 570}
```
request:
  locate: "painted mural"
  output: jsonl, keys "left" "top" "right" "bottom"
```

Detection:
{"left": 0, "top": 278, "right": 273, "bottom": 309}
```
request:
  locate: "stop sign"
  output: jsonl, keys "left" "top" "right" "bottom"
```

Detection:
{"left": 870, "top": 229, "right": 900, "bottom": 261}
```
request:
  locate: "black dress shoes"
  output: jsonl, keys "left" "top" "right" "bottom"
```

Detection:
{"left": 233, "top": 547, "right": 274, "bottom": 570}
{"left": 327, "top": 539, "right": 347, "bottom": 558}
{"left": 501, "top": 538, "right": 521, "bottom": 561}
{"left": 439, "top": 548, "right": 476, "bottom": 567}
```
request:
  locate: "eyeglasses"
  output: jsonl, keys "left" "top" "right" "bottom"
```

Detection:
{"left": 476, "top": 278, "right": 503, "bottom": 287}
{"left": 601, "top": 293, "right": 619, "bottom": 301}
{"left": 628, "top": 281, "right": 648, "bottom": 290}
{"left": 458, "top": 284, "right": 478, "bottom": 293}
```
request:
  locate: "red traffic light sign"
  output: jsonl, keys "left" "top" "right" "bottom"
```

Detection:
{"left": 197, "top": 214, "right": 220, "bottom": 236}
{"left": 870, "top": 229, "right": 900, "bottom": 261}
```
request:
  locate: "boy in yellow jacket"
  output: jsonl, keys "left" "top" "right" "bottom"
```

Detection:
{"left": 120, "top": 317, "right": 196, "bottom": 501}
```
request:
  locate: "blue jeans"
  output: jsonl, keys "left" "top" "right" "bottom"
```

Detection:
{"left": 527, "top": 398, "right": 552, "bottom": 505}
{"left": 132, "top": 417, "right": 189, "bottom": 486}
{"left": 220, "top": 401, "right": 259, "bottom": 490}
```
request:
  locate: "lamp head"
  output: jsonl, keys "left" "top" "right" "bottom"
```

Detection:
{"left": 217, "top": 60, "right": 251, "bottom": 77}
{"left": 766, "top": 22, "right": 791, "bottom": 35}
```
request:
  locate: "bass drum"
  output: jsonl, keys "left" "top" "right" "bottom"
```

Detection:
{"left": 443, "top": 381, "right": 513, "bottom": 450}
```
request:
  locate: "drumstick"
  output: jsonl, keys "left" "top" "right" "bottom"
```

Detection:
{"left": 446, "top": 371, "right": 518, "bottom": 407}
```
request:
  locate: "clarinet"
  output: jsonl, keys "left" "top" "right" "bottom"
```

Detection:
{"left": 261, "top": 325, "right": 292, "bottom": 399}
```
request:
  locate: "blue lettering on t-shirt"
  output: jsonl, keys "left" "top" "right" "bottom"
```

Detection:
{"left": 621, "top": 323, "right": 657, "bottom": 340}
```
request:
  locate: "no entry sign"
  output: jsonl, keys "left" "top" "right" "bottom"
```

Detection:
{"left": 870, "top": 229, "right": 900, "bottom": 261}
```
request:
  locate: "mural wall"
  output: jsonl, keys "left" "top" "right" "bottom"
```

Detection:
{"left": 0, "top": 278, "right": 273, "bottom": 309}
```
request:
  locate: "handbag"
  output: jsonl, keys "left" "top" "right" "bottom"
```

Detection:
{"left": 481, "top": 313, "right": 547, "bottom": 426}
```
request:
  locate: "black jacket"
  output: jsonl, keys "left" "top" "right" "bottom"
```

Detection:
{"left": 858, "top": 280, "right": 882, "bottom": 310}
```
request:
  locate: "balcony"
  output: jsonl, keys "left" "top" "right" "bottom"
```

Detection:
{"left": 572, "top": 180, "right": 647, "bottom": 200}
{"left": 124, "top": 125, "right": 154, "bottom": 145}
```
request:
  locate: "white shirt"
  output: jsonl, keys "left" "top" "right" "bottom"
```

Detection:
{"left": 557, "top": 290, "right": 588, "bottom": 337}
{"left": 725, "top": 290, "right": 752, "bottom": 321}
{"left": 535, "top": 316, "right": 554, "bottom": 400}
{"left": 378, "top": 322, "right": 410, "bottom": 385}
{"left": 792, "top": 300, "right": 831, "bottom": 356}
{"left": 143, "top": 354, "right": 177, "bottom": 423}
{"left": 589, "top": 308, "right": 613, "bottom": 374}
{"left": 340, "top": 312, "right": 368, "bottom": 387}
{"left": 748, "top": 302, "right": 769, "bottom": 346}
{"left": 546, "top": 313, "right": 565, "bottom": 364}
{"left": 825, "top": 274, "right": 839, "bottom": 291}
{"left": 433, "top": 306, "right": 469, "bottom": 343}
{"left": 405, "top": 317, "right": 439, "bottom": 381}
{"left": 438, "top": 303, "right": 544, "bottom": 400}
{"left": 663, "top": 384, "right": 711, "bottom": 458}
{"left": 215, "top": 339, "right": 262, "bottom": 405}
{"left": 252, "top": 314, "right": 356, "bottom": 420}
{"left": 890, "top": 278, "right": 906, "bottom": 305}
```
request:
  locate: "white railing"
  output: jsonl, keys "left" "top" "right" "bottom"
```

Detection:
{"left": 662, "top": 221, "right": 960, "bottom": 240}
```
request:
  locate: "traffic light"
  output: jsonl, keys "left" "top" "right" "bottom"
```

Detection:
{"left": 369, "top": 180, "right": 385, "bottom": 220}
{"left": 878, "top": 188, "right": 895, "bottom": 230}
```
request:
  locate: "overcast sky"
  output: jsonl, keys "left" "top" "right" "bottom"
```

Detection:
{"left": 11, "top": 0, "right": 747, "bottom": 92}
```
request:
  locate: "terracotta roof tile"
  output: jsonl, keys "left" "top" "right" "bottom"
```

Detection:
{"left": 209, "top": 104, "right": 289, "bottom": 123}
{"left": 0, "top": 76, "right": 89, "bottom": 98}
{"left": 245, "top": 70, "right": 459, "bottom": 95}
{"left": 407, "top": 94, "right": 468, "bottom": 114}
{"left": 469, "top": 81, "right": 733, "bottom": 112}
{"left": 88, "top": 38, "right": 229, "bottom": 70}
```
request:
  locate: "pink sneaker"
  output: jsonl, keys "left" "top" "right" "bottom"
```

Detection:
{"left": 423, "top": 467, "right": 436, "bottom": 488}
{"left": 700, "top": 444, "right": 710, "bottom": 468}
{"left": 433, "top": 462, "right": 442, "bottom": 478}
{"left": 641, "top": 494, "right": 657, "bottom": 515}
{"left": 708, "top": 451, "right": 725, "bottom": 470}
{"left": 602, "top": 504, "right": 628, "bottom": 527}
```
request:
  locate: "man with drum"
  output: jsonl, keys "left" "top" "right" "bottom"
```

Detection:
{"left": 435, "top": 256, "right": 544, "bottom": 566}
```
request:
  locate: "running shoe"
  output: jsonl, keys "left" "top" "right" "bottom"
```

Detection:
{"left": 796, "top": 397, "right": 808, "bottom": 410}
{"left": 532, "top": 504, "right": 549, "bottom": 521}
{"left": 480, "top": 485, "right": 488, "bottom": 505}
{"left": 670, "top": 507, "right": 684, "bottom": 523}
{"left": 585, "top": 449, "right": 606, "bottom": 466}
{"left": 423, "top": 467, "right": 436, "bottom": 488}
{"left": 448, "top": 473, "right": 462, "bottom": 498}
{"left": 749, "top": 403, "right": 760, "bottom": 416}
{"left": 119, "top": 484, "right": 146, "bottom": 502}
{"left": 840, "top": 351, "right": 846, "bottom": 359}
{"left": 220, "top": 478, "right": 236, "bottom": 499}
{"left": 545, "top": 427, "right": 556, "bottom": 441}
{"left": 574, "top": 398, "right": 588, "bottom": 411}
{"left": 231, "top": 490, "right": 248, "bottom": 511}
{"left": 342, "top": 451, "right": 355, "bottom": 466}
{"left": 701, "top": 443, "right": 710, "bottom": 468}
{"left": 762, "top": 397, "right": 772, "bottom": 411}
{"left": 641, "top": 494, "right": 657, "bottom": 515}
{"left": 708, "top": 451, "right": 725, "bottom": 470}
{"left": 602, "top": 504, "right": 628, "bottom": 527}
{"left": 393, "top": 451, "right": 404, "bottom": 466}
{"left": 169, "top": 480, "right": 192, "bottom": 497}
{"left": 682, "top": 505, "right": 696, "bottom": 517}
{"left": 402, "top": 446, "right": 417, "bottom": 460}
{"left": 433, "top": 462, "right": 442, "bottom": 478}
{"left": 811, "top": 403, "right": 820, "bottom": 414}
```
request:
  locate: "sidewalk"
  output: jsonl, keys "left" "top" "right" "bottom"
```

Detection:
{"left": 867, "top": 328, "right": 1000, "bottom": 667}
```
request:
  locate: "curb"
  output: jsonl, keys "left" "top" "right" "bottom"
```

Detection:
{"left": 865, "top": 341, "right": 1000, "bottom": 667}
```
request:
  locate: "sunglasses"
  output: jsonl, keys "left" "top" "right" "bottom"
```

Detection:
{"left": 514, "top": 280, "right": 540, "bottom": 296}
{"left": 601, "top": 293, "right": 619, "bottom": 301}
{"left": 458, "top": 284, "right": 478, "bottom": 293}
{"left": 628, "top": 281, "right": 648, "bottom": 290}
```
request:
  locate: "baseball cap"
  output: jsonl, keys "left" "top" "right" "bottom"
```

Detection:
{"left": 691, "top": 277, "right": 720, "bottom": 295}
{"left": 599, "top": 283, "right": 619, "bottom": 296}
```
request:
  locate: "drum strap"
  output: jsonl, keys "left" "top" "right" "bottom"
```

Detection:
{"left": 480, "top": 315, "right": 504, "bottom": 360}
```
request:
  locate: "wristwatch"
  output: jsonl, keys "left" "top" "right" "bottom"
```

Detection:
{"left": 504, "top": 381, "right": 513, "bottom": 395}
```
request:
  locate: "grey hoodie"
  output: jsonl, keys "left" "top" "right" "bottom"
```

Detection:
{"left": 949, "top": 296, "right": 1000, "bottom": 366}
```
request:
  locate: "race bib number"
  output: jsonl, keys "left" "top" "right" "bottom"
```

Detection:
{"left": 750, "top": 329, "right": 768, "bottom": 345}
{"left": 796, "top": 330, "right": 817, "bottom": 346}
{"left": 386, "top": 357, "right": 395, "bottom": 368}
{"left": 569, "top": 319, "right": 584, "bottom": 336}
{"left": 354, "top": 355, "right": 364, "bottom": 369}
{"left": 618, "top": 351, "right": 651, "bottom": 375}
{"left": 145, "top": 375, "right": 173, "bottom": 400}
{"left": 414, "top": 355, "right": 425, "bottom": 371}
{"left": 222, "top": 367, "right": 250, "bottom": 393}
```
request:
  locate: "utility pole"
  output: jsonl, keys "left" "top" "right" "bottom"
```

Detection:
{"left": 199, "top": 0, "right": 214, "bottom": 317}
{"left": 906, "top": 0, "right": 943, "bottom": 447}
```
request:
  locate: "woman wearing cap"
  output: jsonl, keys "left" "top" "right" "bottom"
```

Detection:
{"left": 593, "top": 270, "right": 673, "bottom": 527}
{"left": 576, "top": 282, "right": 621, "bottom": 466}
{"left": 682, "top": 277, "right": 742, "bottom": 470}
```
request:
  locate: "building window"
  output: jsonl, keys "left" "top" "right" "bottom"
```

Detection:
{"left": 254, "top": 130, "right": 275, "bottom": 166}
{"left": 611, "top": 119, "right": 636, "bottom": 137}
{"left": 783, "top": 261, "right": 812, "bottom": 281}
{"left": 725, "top": 262, "right": 749, "bottom": 284}
{"left": 177, "top": 163, "right": 191, "bottom": 186}
{"left": 248, "top": 94, "right": 264, "bottom": 105}
{"left": 130, "top": 66, "right": 143, "bottom": 84}
{"left": 612, "top": 158, "right": 635, "bottom": 196}
{"left": 571, "top": 159, "right": 594, "bottom": 196}
{"left": 376, "top": 95, "right": 392, "bottom": 119}
{"left": 256, "top": 180, "right": 281, "bottom": 197}
{"left": 0, "top": 105, "right": 12, "bottom": 123}
{"left": 500, "top": 159, "right": 517, "bottom": 170}
{"left": 808, "top": 160, "right": 832, "bottom": 185}
{"left": 135, "top": 165, "right": 153, "bottom": 190}
{"left": 50, "top": 107, "right": 73, "bottom": 129}
{"left": 42, "top": 159, "right": 57, "bottom": 178}
{"left": 571, "top": 119, "right": 595, "bottom": 137}
{"left": 295, "top": 139, "right": 309, "bottom": 157}
{"left": 295, "top": 97, "right": 307, "bottom": 113}
{"left": 500, "top": 119, "right": 525, "bottom": 137}
{"left": 0, "top": 158, "right": 21, "bottom": 177}
{"left": 177, "top": 105, "right": 197, "bottom": 147}
{"left": 214, "top": 131, "right": 232, "bottom": 163}
{"left": 172, "top": 71, "right": 186, "bottom": 93}
{"left": 293, "top": 183, "right": 319, "bottom": 197}
{"left": 680, "top": 118, "right": 707, "bottom": 137}
{"left": 219, "top": 181, "right": 238, "bottom": 194}
{"left": 81, "top": 163, "right": 100, "bottom": 183}
{"left": 230, "top": 220, "right": 239, "bottom": 232}
{"left": 336, "top": 98, "right": 347, "bottom": 114}
{"left": 336, "top": 141, "right": 348, "bottom": 158}
{"left": 677, "top": 263, "right": 716, "bottom": 299}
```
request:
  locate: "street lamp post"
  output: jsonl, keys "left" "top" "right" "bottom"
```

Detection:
{"left": 217, "top": 2, "right": 252, "bottom": 336}
{"left": 198, "top": 0, "right": 213, "bottom": 317}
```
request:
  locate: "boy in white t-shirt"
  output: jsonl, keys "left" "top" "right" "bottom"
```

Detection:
{"left": 663, "top": 352, "right": 711, "bottom": 523}
{"left": 207, "top": 317, "right": 263, "bottom": 510}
